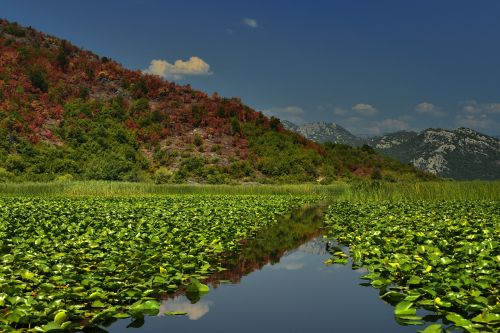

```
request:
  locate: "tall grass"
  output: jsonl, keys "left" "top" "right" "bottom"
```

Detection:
{"left": 339, "top": 180, "right": 500, "bottom": 201}
{"left": 0, "top": 181, "right": 347, "bottom": 197}
{"left": 0, "top": 180, "right": 497, "bottom": 201}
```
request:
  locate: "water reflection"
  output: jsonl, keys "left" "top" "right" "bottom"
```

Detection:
{"left": 204, "top": 204, "right": 327, "bottom": 287}
{"left": 294, "top": 237, "right": 331, "bottom": 256}
{"left": 160, "top": 297, "right": 212, "bottom": 320}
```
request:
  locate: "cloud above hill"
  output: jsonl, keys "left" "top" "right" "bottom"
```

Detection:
{"left": 415, "top": 102, "right": 446, "bottom": 117}
{"left": 143, "top": 57, "right": 212, "bottom": 80}
{"left": 352, "top": 103, "right": 378, "bottom": 116}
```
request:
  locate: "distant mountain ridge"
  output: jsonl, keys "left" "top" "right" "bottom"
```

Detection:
{"left": 284, "top": 121, "right": 500, "bottom": 180}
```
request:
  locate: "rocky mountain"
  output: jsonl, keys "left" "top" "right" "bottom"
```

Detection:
{"left": 0, "top": 20, "right": 427, "bottom": 183}
{"left": 369, "top": 128, "right": 500, "bottom": 180}
{"left": 284, "top": 121, "right": 500, "bottom": 180}
{"left": 282, "top": 121, "right": 364, "bottom": 146}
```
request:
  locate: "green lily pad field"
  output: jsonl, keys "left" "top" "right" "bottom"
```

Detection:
{"left": 324, "top": 201, "right": 500, "bottom": 333}
{"left": 0, "top": 195, "right": 316, "bottom": 332}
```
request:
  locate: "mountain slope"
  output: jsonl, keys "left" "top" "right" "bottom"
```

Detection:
{"left": 284, "top": 120, "right": 500, "bottom": 180}
{"left": 0, "top": 20, "right": 428, "bottom": 183}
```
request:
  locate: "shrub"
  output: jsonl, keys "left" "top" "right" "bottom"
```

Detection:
{"left": 0, "top": 167, "right": 14, "bottom": 182}
{"left": 194, "top": 134, "right": 203, "bottom": 147}
{"left": 29, "top": 68, "right": 48, "bottom": 92}
{"left": 55, "top": 174, "right": 74, "bottom": 182}
{"left": 154, "top": 167, "right": 173, "bottom": 184}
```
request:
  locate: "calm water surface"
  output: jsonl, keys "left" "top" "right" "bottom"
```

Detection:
{"left": 103, "top": 206, "right": 437, "bottom": 333}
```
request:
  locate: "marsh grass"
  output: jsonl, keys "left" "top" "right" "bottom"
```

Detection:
{"left": 340, "top": 180, "right": 500, "bottom": 201}
{"left": 0, "top": 181, "right": 347, "bottom": 197}
{"left": 0, "top": 180, "right": 497, "bottom": 201}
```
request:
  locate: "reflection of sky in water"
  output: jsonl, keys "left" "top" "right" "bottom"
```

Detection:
{"left": 160, "top": 297, "right": 212, "bottom": 320}
{"left": 269, "top": 252, "right": 305, "bottom": 271}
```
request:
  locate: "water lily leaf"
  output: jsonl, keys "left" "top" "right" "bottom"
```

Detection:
{"left": 445, "top": 312, "right": 472, "bottom": 327}
{"left": 394, "top": 301, "right": 416, "bottom": 316}
{"left": 88, "top": 291, "right": 106, "bottom": 300}
{"left": 397, "top": 315, "right": 423, "bottom": 321}
{"left": 186, "top": 278, "right": 209, "bottom": 294}
{"left": 164, "top": 311, "right": 187, "bottom": 316}
{"left": 472, "top": 312, "right": 500, "bottom": 324}
{"left": 37, "top": 321, "right": 65, "bottom": 332}
{"left": 380, "top": 291, "right": 405, "bottom": 304}
{"left": 404, "top": 294, "right": 421, "bottom": 302}
{"left": 7, "top": 296, "right": 24, "bottom": 305}
{"left": 439, "top": 257, "right": 452, "bottom": 265}
{"left": 113, "top": 312, "right": 131, "bottom": 319}
{"left": 407, "top": 275, "right": 422, "bottom": 285}
{"left": 53, "top": 311, "right": 68, "bottom": 325}
{"left": 419, "top": 324, "right": 442, "bottom": 333}
{"left": 91, "top": 300, "right": 107, "bottom": 308}
{"left": 21, "top": 270, "right": 36, "bottom": 280}
{"left": 128, "top": 300, "right": 160, "bottom": 316}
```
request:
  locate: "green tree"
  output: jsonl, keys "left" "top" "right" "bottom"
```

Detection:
{"left": 29, "top": 68, "right": 48, "bottom": 92}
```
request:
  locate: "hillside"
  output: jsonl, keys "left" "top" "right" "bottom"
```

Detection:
{"left": 284, "top": 121, "right": 500, "bottom": 180}
{"left": 0, "top": 20, "right": 429, "bottom": 183}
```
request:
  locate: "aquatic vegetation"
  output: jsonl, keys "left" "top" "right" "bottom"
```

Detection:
{"left": 0, "top": 195, "right": 316, "bottom": 331}
{"left": 324, "top": 201, "right": 500, "bottom": 332}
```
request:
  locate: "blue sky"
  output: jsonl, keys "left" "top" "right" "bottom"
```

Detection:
{"left": 2, "top": 0, "right": 500, "bottom": 135}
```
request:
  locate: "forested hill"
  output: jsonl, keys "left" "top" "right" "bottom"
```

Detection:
{"left": 0, "top": 20, "right": 432, "bottom": 183}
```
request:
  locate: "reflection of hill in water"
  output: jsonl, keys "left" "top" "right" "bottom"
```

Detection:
{"left": 202, "top": 205, "right": 327, "bottom": 287}
{"left": 288, "top": 237, "right": 330, "bottom": 256}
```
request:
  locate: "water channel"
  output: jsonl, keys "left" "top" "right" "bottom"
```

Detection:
{"left": 101, "top": 205, "right": 442, "bottom": 333}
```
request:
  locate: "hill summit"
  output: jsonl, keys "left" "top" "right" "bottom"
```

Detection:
{"left": 0, "top": 20, "right": 430, "bottom": 183}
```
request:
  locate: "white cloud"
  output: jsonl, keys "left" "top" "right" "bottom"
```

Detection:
{"left": 456, "top": 114, "right": 495, "bottom": 130}
{"left": 263, "top": 106, "right": 305, "bottom": 124}
{"left": 415, "top": 102, "right": 446, "bottom": 117}
{"left": 456, "top": 100, "right": 500, "bottom": 132}
{"left": 341, "top": 117, "right": 409, "bottom": 136}
{"left": 333, "top": 107, "right": 349, "bottom": 116}
{"left": 352, "top": 103, "right": 378, "bottom": 116}
{"left": 462, "top": 100, "right": 500, "bottom": 115}
{"left": 486, "top": 103, "right": 500, "bottom": 114}
{"left": 143, "top": 56, "right": 212, "bottom": 80}
{"left": 243, "top": 18, "right": 258, "bottom": 28}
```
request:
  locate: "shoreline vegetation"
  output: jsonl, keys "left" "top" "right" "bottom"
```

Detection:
{"left": 0, "top": 180, "right": 498, "bottom": 201}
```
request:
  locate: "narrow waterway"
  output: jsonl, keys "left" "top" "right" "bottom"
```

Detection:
{"left": 103, "top": 205, "right": 432, "bottom": 333}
